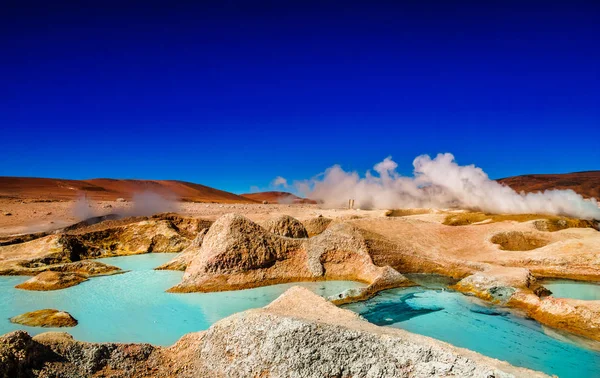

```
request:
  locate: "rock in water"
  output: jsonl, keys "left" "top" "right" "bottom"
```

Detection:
{"left": 15, "top": 271, "right": 87, "bottom": 291}
{"left": 10, "top": 309, "right": 78, "bottom": 327}
{"left": 0, "top": 288, "right": 549, "bottom": 377}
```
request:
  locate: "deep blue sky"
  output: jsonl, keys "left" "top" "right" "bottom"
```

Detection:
{"left": 1, "top": 1, "right": 598, "bottom": 194}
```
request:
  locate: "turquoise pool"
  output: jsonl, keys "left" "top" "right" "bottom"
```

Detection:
{"left": 1, "top": 253, "right": 365, "bottom": 346}
{"left": 541, "top": 279, "right": 600, "bottom": 301}
{"left": 343, "top": 287, "right": 600, "bottom": 378}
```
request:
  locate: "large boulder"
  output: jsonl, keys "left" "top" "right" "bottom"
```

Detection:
{"left": 168, "top": 213, "right": 411, "bottom": 296}
{"left": 169, "top": 214, "right": 304, "bottom": 292}
{"left": 261, "top": 215, "right": 308, "bottom": 238}
{"left": 10, "top": 309, "right": 78, "bottom": 328}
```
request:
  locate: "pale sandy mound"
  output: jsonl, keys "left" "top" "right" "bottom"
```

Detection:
{"left": 302, "top": 216, "right": 333, "bottom": 236}
{"left": 261, "top": 214, "right": 308, "bottom": 238}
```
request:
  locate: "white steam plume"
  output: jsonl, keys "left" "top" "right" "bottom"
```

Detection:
{"left": 295, "top": 153, "right": 600, "bottom": 220}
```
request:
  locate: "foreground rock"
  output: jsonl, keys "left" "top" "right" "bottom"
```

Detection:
{"left": 168, "top": 214, "right": 412, "bottom": 300}
{"left": 0, "top": 287, "right": 548, "bottom": 377}
{"left": 10, "top": 309, "right": 78, "bottom": 328}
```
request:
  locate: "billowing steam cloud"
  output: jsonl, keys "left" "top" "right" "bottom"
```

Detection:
{"left": 72, "top": 191, "right": 179, "bottom": 220}
{"left": 294, "top": 153, "right": 600, "bottom": 220}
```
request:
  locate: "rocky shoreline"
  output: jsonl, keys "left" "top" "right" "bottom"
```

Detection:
{"left": 0, "top": 287, "right": 549, "bottom": 377}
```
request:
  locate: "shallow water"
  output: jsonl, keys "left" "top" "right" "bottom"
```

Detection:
{"left": 343, "top": 287, "right": 600, "bottom": 378}
{"left": 0, "top": 253, "right": 365, "bottom": 346}
{"left": 541, "top": 279, "right": 600, "bottom": 301}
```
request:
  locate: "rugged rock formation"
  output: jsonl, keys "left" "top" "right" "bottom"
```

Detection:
{"left": 15, "top": 271, "right": 88, "bottom": 291}
{"left": 451, "top": 266, "right": 600, "bottom": 342}
{"left": 0, "top": 216, "right": 202, "bottom": 276}
{"left": 302, "top": 215, "right": 333, "bottom": 236}
{"left": 10, "top": 261, "right": 121, "bottom": 290}
{"left": 168, "top": 214, "right": 411, "bottom": 296}
{"left": 0, "top": 288, "right": 548, "bottom": 377}
{"left": 261, "top": 214, "right": 308, "bottom": 238}
{"left": 510, "top": 292, "right": 600, "bottom": 342}
{"left": 9, "top": 309, "right": 78, "bottom": 328}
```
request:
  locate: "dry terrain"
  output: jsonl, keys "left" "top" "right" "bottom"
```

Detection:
{"left": 241, "top": 191, "right": 317, "bottom": 204}
{"left": 498, "top": 170, "right": 600, "bottom": 199}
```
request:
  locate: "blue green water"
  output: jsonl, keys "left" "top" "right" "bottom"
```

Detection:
{"left": 541, "top": 279, "right": 600, "bottom": 300}
{"left": 0, "top": 253, "right": 365, "bottom": 346}
{"left": 343, "top": 287, "right": 600, "bottom": 378}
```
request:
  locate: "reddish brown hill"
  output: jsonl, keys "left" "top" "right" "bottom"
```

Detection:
{"left": 241, "top": 191, "right": 317, "bottom": 204}
{"left": 0, "top": 177, "right": 256, "bottom": 203}
{"left": 498, "top": 171, "right": 600, "bottom": 200}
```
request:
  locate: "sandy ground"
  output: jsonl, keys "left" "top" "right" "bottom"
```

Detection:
{"left": 0, "top": 199, "right": 387, "bottom": 236}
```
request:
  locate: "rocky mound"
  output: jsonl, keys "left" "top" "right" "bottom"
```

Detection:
{"left": 168, "top": 213, "right": 411, "bottom": 297}
{"left": 0, "top": 288, "right": 549, "bottom": 377}
{"left": 302, "top": 216, "right": 333, "bottom": 236}
{"left": 10, "top": 309, "right": 78, "bottom": 328}
{"left": 261, "top": 214, "right": 308, "bottom": 238}
{"left": 15, "top": 271, "right": 88, "bottom": 291}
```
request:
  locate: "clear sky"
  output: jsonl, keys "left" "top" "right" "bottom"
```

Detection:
{"left": 1, "top": 1, "right": 598, "bottom": 194}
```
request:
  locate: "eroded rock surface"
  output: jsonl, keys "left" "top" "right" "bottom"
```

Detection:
{"left": 0, "top": 287, "right": 549, "bottom": 378}
{"left": 10, "top": 309, "right": 78, "bottom": 328}
{"left": 0, "top": 216, "right": 205, "bottom": 276}
{"left": 168, "top": 214, "right": 411, "bottom": 297}
{"left": 302, "top": 216, "right": 333, "bottom": 236}
{"left": 261, "top": 214, "right": 308, "bottom": 238}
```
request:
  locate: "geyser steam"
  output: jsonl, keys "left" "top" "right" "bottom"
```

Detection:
{"left": 295, "top": 153, "right": 600, "bottom": 220}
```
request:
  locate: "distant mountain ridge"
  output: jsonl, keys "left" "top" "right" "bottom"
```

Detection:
{"left": 498, "top": 171, "right": 600, "bottom": 200}
{"left": 0, "top": 177, "right": 256, "bottom": 203}
{"left": 1, "top": 171, "right": 597, "bottom": 204}
{"left": 241, "top": 191, "right": 317, "bottom": 204}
